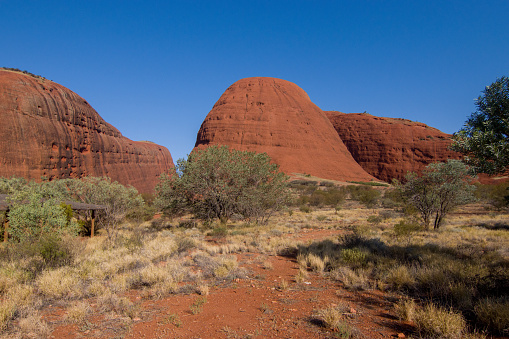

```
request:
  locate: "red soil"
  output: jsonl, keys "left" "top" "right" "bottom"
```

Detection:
{"left": 46, "top": 228, "right": 410, "bottom": 338}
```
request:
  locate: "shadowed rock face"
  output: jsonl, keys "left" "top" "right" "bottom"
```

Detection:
{"left": 195, "top": 77, "right": 374, "bottom": 182}
{"left": 0, "top": 69, "right": 173, "bottom": 193}
{"left": 325, "top": 111, "right": 461, "bottom": 182}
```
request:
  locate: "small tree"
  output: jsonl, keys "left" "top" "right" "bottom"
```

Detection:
{"left": 451, "top": 75, "right": 509, "bottom": 174}
{"left": 399, "top": 160, "right": 476, "bottom": 229}
{"left": 155, "top": 145, "right": 290, "bottom": 224}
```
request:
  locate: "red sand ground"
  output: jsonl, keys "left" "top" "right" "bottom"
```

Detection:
{"left": 43, "top": 228, "right": 410, "bottom": 338}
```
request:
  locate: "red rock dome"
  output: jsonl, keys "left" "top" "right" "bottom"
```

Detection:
{"left": 195, "top": 77, "right": 374, "bottom": 182}
{"left": 325, "top": 111, "right": 461, "bottom": 182}
{"left": 0, "top": 69, "right": 173, "bottom": 193}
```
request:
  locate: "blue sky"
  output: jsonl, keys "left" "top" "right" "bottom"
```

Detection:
{"left": 1, "top": 1, "right": 508, "bottom": 162}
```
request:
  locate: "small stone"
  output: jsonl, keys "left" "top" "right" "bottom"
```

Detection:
{"left": 397, "top": 333, "right": 406, "bottom": 338}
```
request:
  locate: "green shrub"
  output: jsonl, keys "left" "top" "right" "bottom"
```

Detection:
{"left": 346, "top": 185, "right": 381, "bottom": 208}
{"left": 156, "top": 146, "right": 290, "bottom": 224}
{"left": 474, "top": 182, "right": 509, "bottom": 211}
{"left": 6, "top": 182, "right": 79, "bottom": 241}
{"left": 367, "top": 215, "right": 382, "bottom": 225}
{"left": 394, "top": 218, "right": 421, "bottom": 238}
{"left": 299, "top": 205, "right": 311, "bottom": 213}
{"left": 340, "top": 248, "right": 368, "bottom": 267}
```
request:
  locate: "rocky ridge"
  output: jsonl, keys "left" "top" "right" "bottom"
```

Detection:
{"left": 0, "top": 69, "right": 173, "bottom": 193}
{"left": 325, "top": 111, "right": 461, "bottom": 182}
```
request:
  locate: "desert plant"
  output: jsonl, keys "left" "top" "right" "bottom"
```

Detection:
{"left": 6, "top": 181, "right": 79, "bottom": 241}
{"left": 451, "top": 75, "right": 509, "bottom": 175}
{"left": 60, "top": 177, "right": 144, "bottom": 240}
{"left": 190, "top": 296, "right": 207, "bottom": 314}
{"left": 414, "top": 303, "right": 466, "bottom": 339}
{"left": 399, "top": 160, "right": 476, "bottom": 229}
{"left": 395, "top": 298, "right": 417, "bottom": 322}
{"left": 155, "top": 145, "right": 290, "bottom": 224}
{"left": 474, "top": 297, "right": 509, "bottom": 335}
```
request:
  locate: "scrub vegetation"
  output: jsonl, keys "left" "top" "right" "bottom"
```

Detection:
{"left": 0, "top": 151, "right": 508, "bottom": 337}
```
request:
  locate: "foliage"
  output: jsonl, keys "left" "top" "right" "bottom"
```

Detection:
{"left": 474, "top": 182, "right": 509, "bottom": 211}
{"left": 0, "top": 176, "right": 28, "bottom": 194}
{"left": 6, "top": 181, "right": 79, "bottom": 241}
{"left": 346, "top": 185, "right": 381, "bottom": 208}
{"left": 155, "top": 145, "right": 290, "bottom": 224}
{"left": 451, "top": 75, "right": 509, "bottom": 174}
{"left": 58, "top": 177, "right": 144, "bottom": 239}
{"left": 398, "top": 160, "right": 476, "bottom": 229}
{"left": 347, "top": 180, "right": 389, "bottom": 187}
{"left": 414, "top": 303, "right": 466, "bottom": 339}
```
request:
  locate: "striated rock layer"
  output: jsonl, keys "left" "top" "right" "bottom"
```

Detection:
{"left": 195, "top": 77, "right": 374, "bottom": 182}
{"left": 0, "top": 69, "right": 173, "bottom": 193}
{"left": 325, "top": 111, "right": 461, "bottom": 182}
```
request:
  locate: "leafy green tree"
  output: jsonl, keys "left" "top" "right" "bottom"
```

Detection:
{"left": 452, "top": 76, "right": 509, "bottom": 174}
{"left": 155, "top": 145, "right": 290, "bottom": 224}
{"left": 399, "top": 160, "right": 476, "bottom": 229}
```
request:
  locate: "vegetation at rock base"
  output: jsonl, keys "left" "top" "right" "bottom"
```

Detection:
{"left": 0, "top": 162, "right": 507, "bottom": 337}
{"left": 452, "top": 75, "right": 509, "bottom": 175}
{"left": 155, "top": 145, "right": 290, "bottom": 224}
{"left": 397, "top": 160, "right": 476, "bottom": 229}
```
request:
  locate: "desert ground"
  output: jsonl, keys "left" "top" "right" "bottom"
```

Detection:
{"left": 1, "top": 185, "right": 508, "bottom": 339}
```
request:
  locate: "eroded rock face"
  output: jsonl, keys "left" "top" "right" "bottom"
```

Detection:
{"left": 0, "top": 69, "right": 173, "bottom": 193}
{"left": 325, "top": 111, "right": 461, "bottom": 182}
{"left": 195, "top": 77, "right": 374, "bottom": 182}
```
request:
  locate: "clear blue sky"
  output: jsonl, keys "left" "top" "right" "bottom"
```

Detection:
{"left": 2, "top": 1, "right": 508, "bottom": 162}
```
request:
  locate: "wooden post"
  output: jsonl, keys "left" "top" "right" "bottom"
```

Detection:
{"left": 3, "top": 212, "right": 8, "bottom": 243}
{"left": 91, "top": 209, "right": 95, "bottom": 238}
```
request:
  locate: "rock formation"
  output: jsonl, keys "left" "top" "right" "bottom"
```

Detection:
{"left": 0, "top": 69, "right": 173, "bottom": 193}
{"left": 195, "top": 77, "right": 374, "bottom": 182}
{"left": 325, "top": 111, "right": 461, "bottom": 182}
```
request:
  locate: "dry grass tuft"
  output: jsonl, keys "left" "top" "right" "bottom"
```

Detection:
{"left": 414, "top": 303, "right": 466, "bottom": 339}
{"left": 36, "top": 267, "right": 81, "bottom": 299}
{"left": 17, "top": 311, "right": 51, "bottom": 339}
{"left": 395, "top": 298, "right": 417, "bottom": 322}
{"left": 65, "top": 301, "right": 92, "bottom": 324}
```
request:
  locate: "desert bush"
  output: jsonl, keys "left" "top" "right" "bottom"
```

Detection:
{"left": 393, "top": 218, "right": 421, "bottom": 239}
{"left": 17, "top": 311, "right": 51, "bottom": 339}
{"left": 395, "top": 298, "right": 417, "bottom": 321}
{"left": 474, "top": 297, "right": 509, "bottom": 335}
{"left": 367, "top": 215, "right": 382, "bottom": 225}
{"left": 385, "top": 265, "right": 415, "bottom": 291}
{"left": 299, "top": 205, "right": 311, "bottom": 213}
{"left": 97, "top": 291, "right": 139, "bottom": 318}
{"left": 414, "top": 303, "right": 466, "bottom": 339}
{"left": 346, "top": 185, "right": 381, "bottom": 208}
{"left": 36, "top": 267, "right": 81, "bottom": 299}
{"left": 6, "top": 181, "right": 79, "bottom": 241}
{"left": 474, "top": 182, "right": 509, "bottom": 211}
{"left": 155, "top": 145, "right": 290, "bottom": 224}
{"left": 398, "top": 160, "right": 476, "bottom": 229}
{"left": 332, "top": 267, "right": 370, "bottom": 291}
{"left": 316, "top": 306, "right": 343, "bottom": 330}
{"left": 190, "top": 296, "right": 207, "bottom": 314}
{"left": 340, "top": 248, "right": 368, "bottom": 267}
{"left": 65, "top": 301, "right": 92, "bottom": 324}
